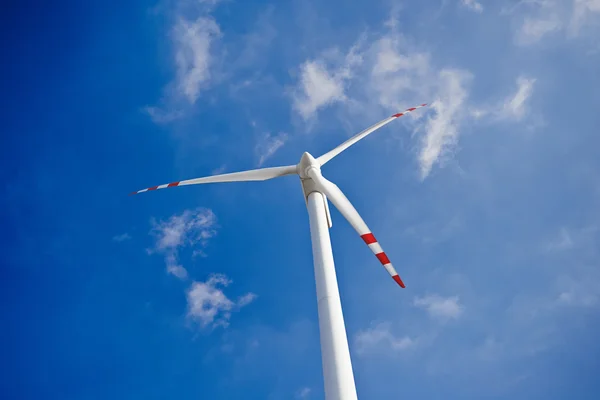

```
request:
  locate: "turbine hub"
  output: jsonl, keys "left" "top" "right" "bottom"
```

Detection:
{"left": 297, "top": 152, "right": 320, "bottom": 179}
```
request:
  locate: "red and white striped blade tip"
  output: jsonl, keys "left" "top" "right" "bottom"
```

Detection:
{"left": 129, "top": 182, "right": 181, "bottom": 195}
{"left": 392, "top": 103, "right": 428, "bottom": 118}
{"left": 393, "top": 275, "right": 406, "bottom": 288}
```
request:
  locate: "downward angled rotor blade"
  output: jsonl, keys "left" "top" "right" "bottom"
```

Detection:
{"left": 130, "top": 165, "right": 297, "bottom": 195}
{"left": 308, "top": 170, "right": 405, "bottom": 288}
{"left": 317, "top": 103, "right": 427, "bottom": 166}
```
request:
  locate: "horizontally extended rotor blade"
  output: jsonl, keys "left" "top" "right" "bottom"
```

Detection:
{"left": 307, "top": 170, "right": 406, "bottom": 288}
{"left": 130, "top": 165, "right": 297, "bottom": 195}
{"left": 317, "top": 103, "right": 427, "bottom": 166}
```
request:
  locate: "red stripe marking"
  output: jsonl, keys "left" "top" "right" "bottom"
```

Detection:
{"left": 361, "top": 233, "right": 377, "bottom": 245}
{"left": 129, "top": 191, "right": 138, "bottom": 196}
{"left": 421, "top": 103, "right": 427, "bottom": 107}
{"left": 147, "top": 186, "right": 158, "bottom": 191}
{"left": 393, "top": 275, "right": 406, "bottom": 288}
{"left": 376, "top": 252, "right": 391, "bottom": 265}
{"left": 167, "top": 182, "right": 180, "bottom": 187}
{"left": 407, "top": 107, "right": 416, "bottom": 111}
{"left": 392, "top": 113, "right": 404, "bottom": 118}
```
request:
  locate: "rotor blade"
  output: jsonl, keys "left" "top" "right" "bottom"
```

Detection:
{"left": 317, "top": 103, "right": 427, "bottom": 166}
{"left": 308, "top": 170, "right": 405, "bottom": 288}
{"left": 130, "top": 165, "right": 297, "bottom": 195}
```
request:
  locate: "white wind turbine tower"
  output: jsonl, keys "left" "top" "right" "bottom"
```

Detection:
{"left": 131, "top": 104, "right": 427, "bottom": 400}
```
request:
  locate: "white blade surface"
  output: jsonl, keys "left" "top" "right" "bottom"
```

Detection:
{"left": 317, "top": 104, "right": 427, "bottom": 166}
{"left": 308, "top": 170, "right": 406, "bottom": 288}
{"left": 130, "top": 165, "right": 297, "bottom": 195}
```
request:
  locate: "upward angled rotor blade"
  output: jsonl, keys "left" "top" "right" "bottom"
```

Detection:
{"left": 307, "top": 170, "right": 406, "bottom": 288}
{"left": 130, "top": 165, "right": 297, "bottom": 195}
{"left": 317, "top": 103, "right": 427, "bottom": 166}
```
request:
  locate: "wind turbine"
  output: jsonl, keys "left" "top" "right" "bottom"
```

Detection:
{"left": 131, "top": 103, "right": 427, "bottom": 400}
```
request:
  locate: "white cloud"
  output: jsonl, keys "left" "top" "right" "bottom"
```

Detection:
{"left": 150, "top": 208, "right": 217, "bottom": 279}
{"left": 517, "top": 15, "right": 562, "bottom": 45}
{"left": 544, "top": 227, "right": 574, "bottom": 252}
{"left": 413, "top": 294, "right": 464, "bottom": 320}
{"left": 503, "top": 76, "right": 536, "bottom": 120}
{"left": 369, "top": 38, "right": 432, "bottom": 111}
{"left": 187, "top": 274, "right": 256, "bottom": 328}
{"left": 173, "top": 16, "right": 221, "bottom": 104}
{"left": 470, "top": 75, "right": 536, "bottom": 122}
{"left": 112, "top": 233, "right": 131, "bottom": 242}
{"left": 256, "top": 132, "right": 288, "bottom": 166}
{"left": 291, "top": 27, "right": 473, "bottom": 179}
{"left": 354, "top": 322, "right": 415, "bottom": 355}
{"left": 462, "top": 0, "right": 484, "bottom": 13}
{"left": 557, "top": 289, "right": 598, "bottom": 306}
{"left": 143, "top": 106, "right": 184, "bottom": 124}
{"left": 512, "top": 0, "right": 600, "bottom": 45}
{"left": 292, "top": 61, "right": 347, "bottom": 120}
{"left": 292, "top": 45, "right": 363, "bottom": 120}
{"left": 144, "top": 3, "right": 222, "bottom": 122}
{"left": 295, "top": 387, "right": 311, "bottom": 399}
{"left": 418, "top": 69, "right": 471, "bottom": 179}
{"left": 237, "top": 292, "right": 258, "bottom": 307}
{"left": 166, "top": 254, "right": 188, "bottom": 280}
{"left": 570, "top": 0, "right": 600, "bottom": 35}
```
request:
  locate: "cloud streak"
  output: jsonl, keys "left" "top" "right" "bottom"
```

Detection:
{"left": 256, "top": 132, "right": 288, "bottom": 166}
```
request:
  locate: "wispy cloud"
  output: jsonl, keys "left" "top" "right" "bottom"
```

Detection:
{"left": 295, "top": 387, "right": 311, "bottom": 399}
{"left": 289, "top": 22, "right": 480, "bottom": 178}
{"left": 354, "top": 322, "right": 415, "bottom": 355}
{"left": 256, "top": 132, "right": 288, "bottom": 166}
{"left": 143, "top": 106, "right": 185, "bottom": 124}
{"left": 112, "top": 233, "right": 131, "bottom": 242}
{"left": 569, "top": 0, "right": 600, "bottom": 35}
{"left": 511, "top": 0, "right": 600, "bottom": 45}
{"left": 149, "top": 208, "right": 217, "bottom": 279}
{"left": 471, "top": 75, "right": 536, "bottom": 122}
{"left": 418, "top": 69, "right": 472, "bottom": 179}
{"left": 517, "top": 15, "right": 562, "bottom": 45}
{"left": 145, "top": 1, "right": 222, "bottom": 122}
{"left": 543, "top": 225, "right": 597, "bottom": 252}
{"left": 173, "top": 16, "right": 221, "bottom": 104}
{"left": 291, "top": 44, "right": 363, "bottom": 120}
{"left": 544, "top": 227, "right": 575, "bottom": 252}
{"left": 503, "top": 77, "right": 536, "bottom": 120}
{"left": 187, "top": 274, "right": 256, "bottom": 328}
{"left": 413, "top": 294, "right": 464, "bottom": 320}
{"left": 462, "top": 0, "right": 484, "bottom": 13}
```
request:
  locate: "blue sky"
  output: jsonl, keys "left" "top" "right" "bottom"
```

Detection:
{"left": 2, "top": 0, "right": 600, "bottom": 399}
